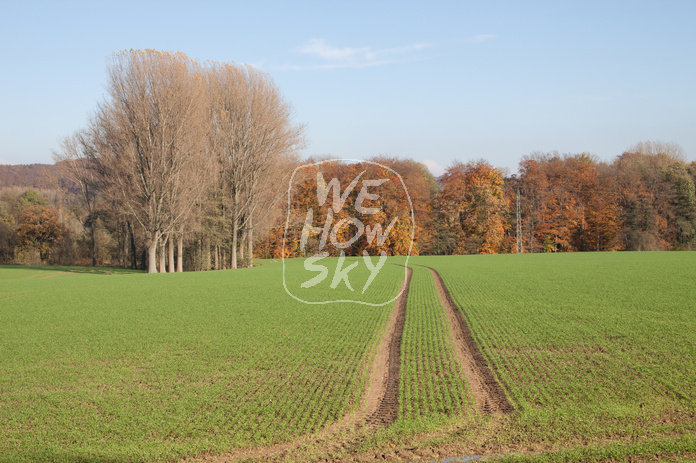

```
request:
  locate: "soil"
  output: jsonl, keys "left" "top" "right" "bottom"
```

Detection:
{"left": 364, "top": 266, "right": 411, "bottom": 425}
{"left": 428, "top": 267, "right": 513, "bottom": 414}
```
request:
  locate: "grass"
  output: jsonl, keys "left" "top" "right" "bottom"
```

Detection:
{"left": 1, "top": 252, "right": 696, "bottom": 462}
{"left": 0, "top": 260, "right": 404, "bottom": 462}
{"left": 416, "top": 252, "right": 696, "bottom": 451}
{"left": 0, "top": 264, "right": 144, "bottom": 277}
{"left": 397, "top": 264, "right": 473, "bottom": 424}
{"left": 499, "top": 433, "right": 696, "bottom": 462}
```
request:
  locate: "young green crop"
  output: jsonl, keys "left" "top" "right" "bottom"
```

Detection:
{"left": 2, "top": 252, "right": 696, "bottom": 462}
{"left": 0, "top": 261, "right": 404, "bottom": 462}
{"left": 415, "top": 252, "right": 696, "bottom": 445}
{"left": 397, "top": 264, "right": 473, "bottom": 423}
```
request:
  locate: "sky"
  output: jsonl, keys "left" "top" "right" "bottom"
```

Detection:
{"left": 1, "top": 1, "right": 695, "bottom": 176}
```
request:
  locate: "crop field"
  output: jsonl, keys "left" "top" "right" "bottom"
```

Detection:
{"left": 397, "top": 265, "right": 473, "bottom": 422}
{"left": 414, "top": 252, "right": 696, "bottom": 458}
{"left": 422, "top": 253, "right": 696, "bottom": 417}
{"left": 1, "top": 252, "right": 696, "bottom": 462}
{"left": 0, "top": 261, "right": 403, "bottom": 461}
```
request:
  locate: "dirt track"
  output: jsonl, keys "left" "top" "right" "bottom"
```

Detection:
{"left": 428, "top": 267, "right": 513, "bottom": 414}
{"left": 364, "top": 266, "right": 412, "bottom": 425}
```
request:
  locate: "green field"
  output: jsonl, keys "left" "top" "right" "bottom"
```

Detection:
{"left": 398, "top": 265, "right": 473, "bottom": 422}
{"left": 0, "top": 261, "right": 403, "bottom": 461}
{"left": 1, "top": 252, "right": 695, "bottom": 462}
{"left": 415, "top": 253, "right": 696, "bottom": 460}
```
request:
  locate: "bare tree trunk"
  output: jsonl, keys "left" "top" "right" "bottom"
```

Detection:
{"left": 90, "top": 215, "right": 97, "bottom": 267}
{"left": 116, "top": 222, "right": 123, "bottom": 267}
{"left": 168, "top": 234, "right": 175, "bottom": 273}
{"left": 177, "top": 235, "right": 184, "bottom": 272}
{"left": 128, "top": 221, "right": 137, "bottom": 269}
{"left": 222, "top": 247, "right": 227, "bottom": 270}
{"left": 231, "top": 219, "right": 238, "bottom": 270}
{"left": 198, "top": 238, "right": 203, "bottom": 271}
{"left": 120, "top": 222, "right": 128, "bottom": 267}
{"left": 214, "top": 244, "right": 219, "bottom": 270}
{"left": 147, "top": 233, "right": 159, "bottom": 273}
{"left": 122, "top": 223, "right": 128, "bottom": 267}
{"left": 159, "top": 237, "right": 167, "bottom": 273}
{"left": 203, "top": 236, "right": 211, "bottom": 270}
{"left": 247, "top": 216, "right": 254, "bottom": 267}
{"left": 239, "top": 229, "right": 245, "bottom": 263}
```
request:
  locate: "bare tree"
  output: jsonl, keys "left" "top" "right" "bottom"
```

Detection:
{"left": 627, "top": 141, "right": 686, "bottom": 162}
{"left": 52, "top": 130, "right": 100, "bottom": 266}
{"left": 90, "top": 50, "right": 209, "bottom": 273}
{"left": 206, "top": 62, "right": 304, "bottom": 268}
{"left": 57, "top": 51, "right": 301, "bottom": 272}
{"left": 243, "top": 152, "right": 300, "bottom": 267}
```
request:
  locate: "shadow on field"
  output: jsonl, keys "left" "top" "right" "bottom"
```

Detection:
{"left": 0, "top": 264, "right": 144, "bottom": 275}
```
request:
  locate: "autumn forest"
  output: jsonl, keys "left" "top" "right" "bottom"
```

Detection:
{"left": 0, "top": 50, "right": 695, "bottom": 271}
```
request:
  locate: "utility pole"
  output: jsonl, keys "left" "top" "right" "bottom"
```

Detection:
{"left": 516, "top": 187, "right": 522, "bottom": 254}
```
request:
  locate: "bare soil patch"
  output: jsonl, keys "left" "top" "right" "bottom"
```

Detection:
{"left": 428, "top": 267, "right": 513, "bottom": 414}
{"left": 362, "top": 266, "right": 411, "bottom": 425}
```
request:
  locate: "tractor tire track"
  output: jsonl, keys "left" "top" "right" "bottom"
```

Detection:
{"left": 428, "top": 267, "right": 513, "bottom": 414}
{"left": 363, "top": 266, "right": 411, "bottom": 425}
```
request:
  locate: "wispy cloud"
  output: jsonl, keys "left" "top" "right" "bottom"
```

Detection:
{"left": 276, "top": 39, "right": 432, "bottom": 70}
{"left": 467, "top": 34, "right": 497, "bottom": 43}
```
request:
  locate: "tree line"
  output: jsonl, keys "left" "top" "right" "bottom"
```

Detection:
{"left": 436, "top": 141, "right": 696, "bottom": 255}
{"left": 2, "top": 142, "right": 694, "bottom": 268}
{"left": 1, "top": 50, "right": 694, "bottom": 269}
{"left": 259, "top": 142, "right": 696, "bottom": 260}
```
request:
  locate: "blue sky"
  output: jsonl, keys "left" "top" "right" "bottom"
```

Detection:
{"left": 1, "top": 0, "right": 694, "bottom": 175}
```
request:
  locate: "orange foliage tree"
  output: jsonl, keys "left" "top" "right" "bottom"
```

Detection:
{"left": 260, "top": 157, "right": 434, "bottom": 258}
{"left": 614, "top": 145, "right": 696, "bottom": 250}
{"left": 519, "top": 152, "right": 622, "bottom": 252}
{"left": 16, "top": 205, "right": 63, "bottom": 261}
{"left": 439, "top": 160, "right": 508, "bottom": 254}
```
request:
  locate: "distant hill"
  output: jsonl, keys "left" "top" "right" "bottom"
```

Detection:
{"left": 0, "top": 163, "right": 69, "bottom": 191}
